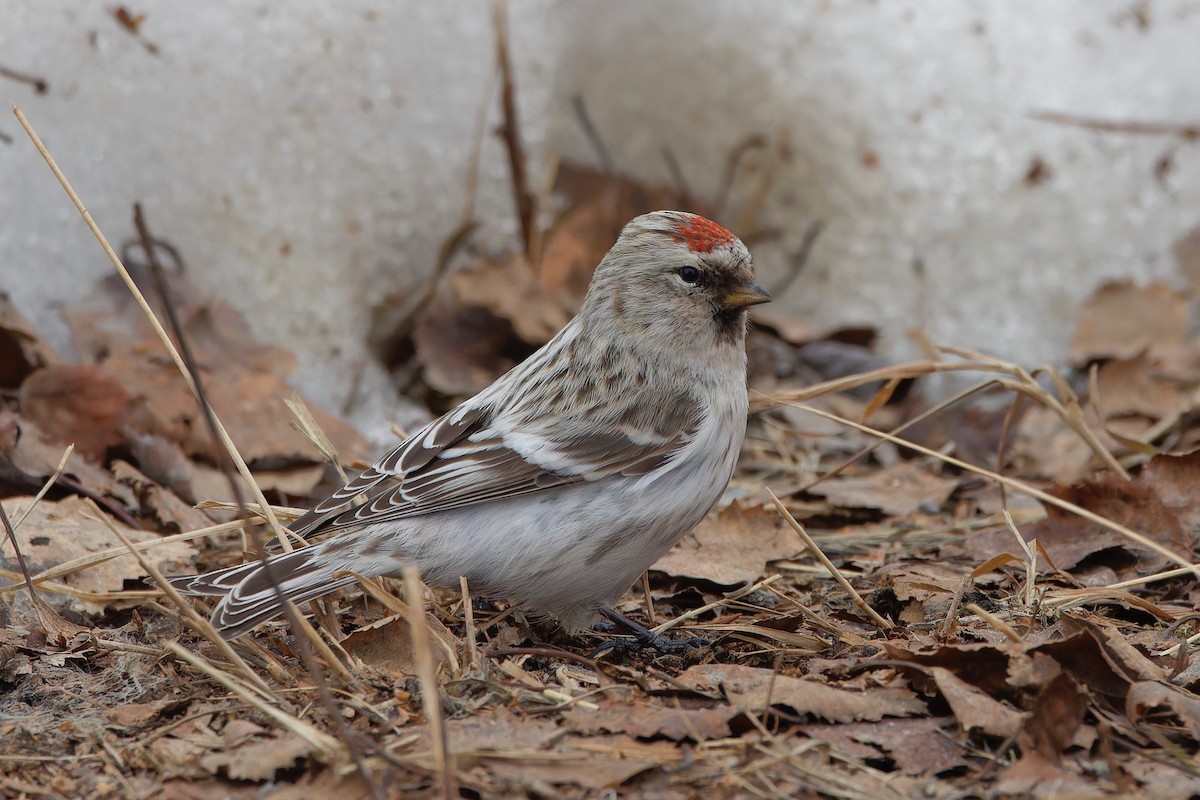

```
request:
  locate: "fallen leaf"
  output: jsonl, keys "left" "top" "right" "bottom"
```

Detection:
{"left": 1015, "top": 673, "right": 1086, "bottom": 763}
{"left": 17, "top": 365, "right": 132, "bottom": 463}
{"left": 807, "top": 461, "right": 958, "bottom": 516}
{"left": 678, "top": 664, "right": 925, "bottom": 722}
{"left": 1067, "top": 280, "right": 1189, "bottom": 365}
{"left": 0, "top": 495, "right": 196, "bottom": 615}
{"left": 342, "top": 615, "right": 439, "bottom": 679}
{"left": 929, "top": 666, "right": 1026, "bottom": 738}
{"left": 1093, "top": 353, "right": 1184, "bottom": 422}
{"left": 199, "top": 733, "right": 313, "bottom": 781}
{"left": 61, "top": 269, "right": 367, "bottom": 467}
{"left": 801, "top": 717, "right": 967, "bottom": 775}
{"left": 563, "top": 698, "right": 733, "bottom": 741}
{"left": 969, "top": 471, "right": 1193, "bottom": 576}
{"left": 0, "top": 292, "right": 58, "bottom": 389}
{"left": 653, "top": 502, "right": 801, "bottom": 585}
{"left": 412, "top": 296, "right": 520, "bottom": 396}
{"left": 1127, "top": 681, "right": 1200, "bottom": 739}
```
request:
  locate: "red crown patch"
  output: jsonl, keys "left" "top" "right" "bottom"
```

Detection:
{"left": 673, "top": 216, "right": 736, "bottom": 253}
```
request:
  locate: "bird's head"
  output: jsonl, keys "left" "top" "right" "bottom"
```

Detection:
{"left": 584, "top": 211, "right": 770, "bottom": 355}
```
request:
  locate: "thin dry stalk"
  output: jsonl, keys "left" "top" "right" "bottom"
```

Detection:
{"left": 640, "top": 571, "right": 658, "bottom": 626}
{"left": 491, "top": 0, "right": 535, "bottom": 257}
{"left": 165, "top": 641, "right": 343, "bottom": 760}
{"left": 964, "top": 602, "right": 1023, "bottom": 642}
{"left": 403, "top": 566, "right": 458, "bottom": 799}
{"left": 90, "top": 508, "right": 275, "bottom": 696}
{"left": 284, "top": 394, "right": 349, "bottom": 485}
{"left": 12, "top": 104, "right": 292, "bottom": 551}
{"left": 1003, "top": 509, "right": 1038, "bottom": 608}
{"left": 766, "top": 489, "right": 894, "bottom": 630}
{"left": 10, "top": 444, "right": 73, "bottom": 531}
{"left": 788, "top": 402, "right": 1200, "bottom": 580}
{"left": 460, "top": 575, "right": 477, "bottom": 673}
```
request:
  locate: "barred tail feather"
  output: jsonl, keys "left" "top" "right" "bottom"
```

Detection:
{"left": 169, "top": 547, "right": 356, "bottom": 640}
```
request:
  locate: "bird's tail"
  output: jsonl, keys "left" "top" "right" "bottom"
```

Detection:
{"left": 167, "top": 546, "right": 356, "bottom": 640}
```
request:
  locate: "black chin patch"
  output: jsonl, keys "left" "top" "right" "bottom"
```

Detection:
{"left": 713, "top": 306, "right": 746, "bottom": 343}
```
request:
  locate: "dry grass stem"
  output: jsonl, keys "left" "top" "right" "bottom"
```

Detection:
{"left": 460, "top": 575, "right": 477, "bottom": 672}
{"left": 402, "top": 566, "right": 458, "bottom": 798}
{"left": 11, "top": 444, "right": 73, "bottom": 531}
{"left": 767, "top": 489, "right": 894, "bottom": 630}
{"left": 285, "top": 394, "right": 350, "bottom": 484}
{"left": 92, "top": 506, "right": 274, "bottom": 697}
{"left": 964, "top": 602, "right": 1023, "bottom": 642}
{"left": 165, "top": 641, "right": 343, "bottom": 760}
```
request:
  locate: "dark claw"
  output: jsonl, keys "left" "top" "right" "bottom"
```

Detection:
{"left": 589, "top": 608, "right": 709, "bottom": 658}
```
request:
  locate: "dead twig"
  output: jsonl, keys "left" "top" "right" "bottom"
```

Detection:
{"left": 492, "top": 0, "right": 535, "bottom": 257}
{"left": 1030, "top": 110, "right": 1199, "bottom": 140}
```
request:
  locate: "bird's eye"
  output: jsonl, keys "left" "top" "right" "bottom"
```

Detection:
{"left": 678, "top": 266, "right": 701, "bottom": 284}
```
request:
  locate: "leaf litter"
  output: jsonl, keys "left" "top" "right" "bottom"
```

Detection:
{"left": 6, "top": 113, "right": 1200, "bottom": 800}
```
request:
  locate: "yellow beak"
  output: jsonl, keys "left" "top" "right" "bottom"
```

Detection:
{"left": 722, "top": 281, "right": 773, "bottom": 310}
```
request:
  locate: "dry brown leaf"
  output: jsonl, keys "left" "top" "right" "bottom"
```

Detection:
{"left": 17, "top": 365, "right": 132, "bottom": 463}
{"left": 61, "top": 270, "right": 367, "bottom": 467}
{"left": 678, "top": 663, "right": 924, "bottom": 722}
{"left": 1093, "top": 353, "right": 1185, "bottom": 422}
{"left": 412, "top": 296, "right": 519, "bottom": 396}
{"left": 1137, "top": 451, "right": 1200, "bottom": 534}
{"left": 341, "top": 615, "right": 442, "bottom": 679}
{"left": 1015, "top": 673, "right": 1086, "bottom": 764}
{"left": 1127, "top": 681, "right": 1200, "bottom": 739}
{"left": 0, "top": 292, "right": 58, "bottom": 389}
{"left": 801, "top": 717, "right": 967, "bottom": 775}
{"left": 563, "top": 698, "right": 733, "bottom": 741}
{"left": 807, "top": 461, "right": 958, "bottom": 516}
{"left": 652, "top": 502, "right": 801, "bottom": 585}
{"left": 198, "top": 733, "right": 314, "bottom": 781}
{"left": 968, "top": 471, "right": 1193, "bottom": 576}
{"left": 1067, "top": 280, "right": 1189, "bottom": 365}
{"left": 0, "top": 495, "right": 196, "bottom": 614}
{"left": 450, "top": 253, "right": 572, "bottom": 346}
{"left": 104, "top": 702, "right": 167, "bottom": 730}
{"left": 110, "top": 460, "right": 210, "bottom": 533}
{"left": 929, "top": 666, "right": 1026, "bottom": 738}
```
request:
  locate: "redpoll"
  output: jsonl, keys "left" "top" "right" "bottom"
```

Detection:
{"left": 171, "top": 211, "right": 770, "bottom": 643}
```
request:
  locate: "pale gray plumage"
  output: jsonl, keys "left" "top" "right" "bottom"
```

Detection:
{"left": 169, "top": 211, "right": 770, "bottom": 639}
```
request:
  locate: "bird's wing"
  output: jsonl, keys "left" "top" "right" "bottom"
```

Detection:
{"left": 288, "top": 395, "right": 699, "bottom": 539}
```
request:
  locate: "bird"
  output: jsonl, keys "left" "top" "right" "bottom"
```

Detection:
{"left": 169, "top": 211, "right": 771, "bottom": 647}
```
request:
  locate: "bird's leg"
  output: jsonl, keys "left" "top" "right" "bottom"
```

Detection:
{"left": 589, "top": 608, "right": 708, "bottom": 657}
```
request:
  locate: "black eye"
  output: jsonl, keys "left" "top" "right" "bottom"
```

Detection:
{"left": 678, "top": 266, "right": 700, "bottom": 284}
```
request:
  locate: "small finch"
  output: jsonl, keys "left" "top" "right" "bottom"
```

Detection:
{"left": 171, "top": 211, "right": 770, "bottom": 644}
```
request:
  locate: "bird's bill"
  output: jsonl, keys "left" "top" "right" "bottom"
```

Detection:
{"left": 721, "top": 281, "right": 773, "bottom": 310}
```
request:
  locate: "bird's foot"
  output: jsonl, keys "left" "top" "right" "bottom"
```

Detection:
{"left": 589, "top": 608, "right": 707, "bottom": 658}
